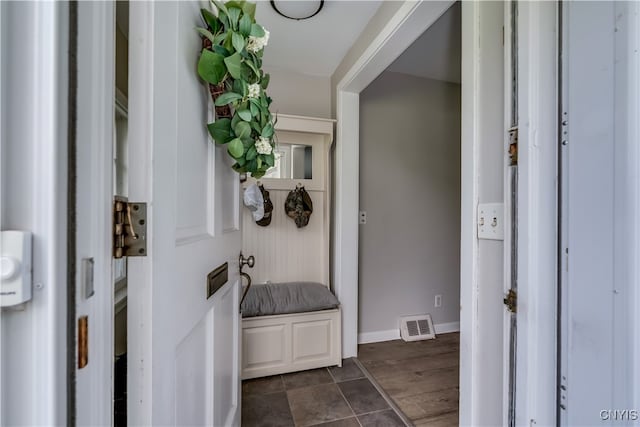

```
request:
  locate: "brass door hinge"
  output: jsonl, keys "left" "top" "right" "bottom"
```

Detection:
{"left": 508, "top": 127, "right": 518, "bottom": 166}
{"left": 113, "top": 197, "right": 147, "bottom": 259}
{"left": 504, "top": 289, "right": 517, "bottom": 313}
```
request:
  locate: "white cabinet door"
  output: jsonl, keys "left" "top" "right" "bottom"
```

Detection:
{"left": 127, "top": 2, "right": 242, "bottom": 425}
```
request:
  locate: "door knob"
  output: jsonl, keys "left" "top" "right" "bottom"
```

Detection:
{"left": 239, "top": 252, "right": 255, "bottom": 269}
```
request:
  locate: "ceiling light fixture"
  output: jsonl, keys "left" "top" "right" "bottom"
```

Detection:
{"left": 270, "top": 0, "right": 324, "bottom": 21}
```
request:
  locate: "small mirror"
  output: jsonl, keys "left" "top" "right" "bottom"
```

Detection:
{"left": 264, "top": 143, "right": 313, "bottom": 179}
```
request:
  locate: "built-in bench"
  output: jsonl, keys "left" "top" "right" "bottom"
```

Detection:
{"left": 240, "top": 282, "right": 342, "bottom": 380}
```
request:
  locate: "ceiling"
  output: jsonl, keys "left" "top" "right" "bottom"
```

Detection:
{"left": 256, "top": 1, "right": 383, "bottom": 77}
{"left": 387, "top": 2, "right": 461, "bottom": 84}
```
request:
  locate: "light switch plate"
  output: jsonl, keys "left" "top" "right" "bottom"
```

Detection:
{"left": 478, "top": 203, "right": 504, "bottom": 240}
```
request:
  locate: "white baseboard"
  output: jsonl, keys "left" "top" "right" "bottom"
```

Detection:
{"left": 434, "top": 321, "right": 460, "bottom": 334}
{"left": 358, "top": 321, "right": 460, "bottom": 344}
{"left": 358, "top": 329, "right": 400, "bottom": 344}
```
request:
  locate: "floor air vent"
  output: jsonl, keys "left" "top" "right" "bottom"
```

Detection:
{"left": 400, "top": 314, "right": 436, "bottom": 342}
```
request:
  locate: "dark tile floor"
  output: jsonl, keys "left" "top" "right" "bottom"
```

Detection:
{"left": 242, "top": 359, "right": 408, "bottom": 427}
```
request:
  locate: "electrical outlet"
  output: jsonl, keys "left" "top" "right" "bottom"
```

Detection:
{"left": 359, "top": 211, "right": 367, "bottom": 224}
{"left": 435, "top": 294, "right": 442, "bottom": 308}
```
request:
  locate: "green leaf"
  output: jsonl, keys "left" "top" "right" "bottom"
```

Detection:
{"left": 212, "top": 45, "right": 230, "bottom": 57}
{"left": 197, "top": 50, "right": 226, "bottom": 85}
{"left": 240, "top": 63, "right": 254, "bottom": 82}
{"left": 240, "top": 79, "right": 248, "bottom": 97}
{"left": 214, "top": 91, "right": 243, "bottom": 106}
{"left": 211, "top": 0, "right": 229, "bottom": 16}
{"left": 242, "top": 2, "right": 256, "bottom": 21}
{"left": 242, "top": 137, "right": 254, "bottom": 148}
{"left": 249, "top": 101, "right": 259, "bottom": 117}
{"left": 196, "top": 27, "right": 216, "bottom": 43}
{"left": 231, "top": 113, "right": 241, "bottom": 132}
{"left": 225, "top": 1, "right": 246, "bottom": 12}
{"left": 213, "top": 32, "right": 228, "bottom": 45}
{"left": 246, "top": 145, "right": 258, "bottom": 161}
{"left": 231, "top": 32, "right": 245, "bottom": 53}
{"left": 264, "top": 154, "right": 275, "bottom": 167}
{"left": 234, "top": 121, "right": 251, "bottom": 139}
{"left": 261, "top": 123, "right": 274, "bottom": 138}
{"left": 244, "top": 58, "right": 260, "bottom": 77}
{"left": 239, "top": 13, "right": 252, "bottom": 36}
{"left": 227, "top": 7, "right": 241, "bottom": 29}
{"left": 201, "top": 9, "right": 220, "bottom": 34}
{"left": 261, "top": 73, "right": 270, "bottom": 90}
{"left": 228, "top": 138, "right": 244, "bottom": 158}
{"left": 237, "top": 108, "right": 252, "bottom": 122}
{"left": 250, "top": 23, "right": 265, "bottom": 37}
{"left": 207, "top": 118, "right": 232, "bottom": 144}
{"left": 257, "top": 156, "right": 262, "bottom": 169}
{"left": 224, "top": 52, "right": 243, "bottom": 79}
{"left": 250, "top": 121, "right": 262, "bottom": 134}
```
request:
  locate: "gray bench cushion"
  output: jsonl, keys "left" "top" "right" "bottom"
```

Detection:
{"left": 241, "top": 282, "right": 340, "bottom": 318}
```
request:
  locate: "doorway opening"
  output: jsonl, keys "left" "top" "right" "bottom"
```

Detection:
{"left": 356, "top": 3, "right": 461, "bottom": 425}
{"left": 113, "top": 1, "right": 129, "bottom": 425}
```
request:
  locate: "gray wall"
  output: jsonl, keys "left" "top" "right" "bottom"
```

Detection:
{"left": 359, "top": 71, "right": 461, "bottom": 334}
{"left": 264, "top": 66, "right": 331, "bottom": 119}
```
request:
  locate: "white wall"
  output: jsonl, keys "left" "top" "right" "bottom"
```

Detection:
{"left": 264, "top": 66, "right": 331, "bottom": 119}
{"left": 358, "top": 71, "right": 461, "bottom": 338}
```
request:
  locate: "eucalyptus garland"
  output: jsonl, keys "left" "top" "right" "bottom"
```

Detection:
{"left": 197, "top": 0, "right": 275, "bottom": 179}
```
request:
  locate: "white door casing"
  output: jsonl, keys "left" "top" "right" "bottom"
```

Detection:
{"left": 127, "top": 2, "right": 242, "bottom": 425}
{"left": 333, "top": 0, "right": 455, "bottom": 361}
{"left": 0, "top": 2, "right": 69, "bottom": 424}
{"left": 514, "top": 2, "right": 559, "bottom": 426}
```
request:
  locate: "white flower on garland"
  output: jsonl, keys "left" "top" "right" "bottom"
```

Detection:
{"left": 248, "top": 83, "right": 261, "bottom": 99}
{"left": 247, "top": 27, "right": 270, "bottom": 53}
{"left": 255, "top": 136, "right": 273, "bottom": 155}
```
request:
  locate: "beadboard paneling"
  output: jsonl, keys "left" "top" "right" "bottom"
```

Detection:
{"left": 242, "top": 189, "right": 328, "bottom": 285}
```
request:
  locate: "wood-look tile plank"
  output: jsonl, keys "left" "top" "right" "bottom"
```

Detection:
{"left": 361, "top": 351, "right": 459, "bottom": 380}
{"left": 357, "top": 333, "right": 460, "bottom": 425}
{"left": 413, "top": 411, "right": 459, "bottom": 427}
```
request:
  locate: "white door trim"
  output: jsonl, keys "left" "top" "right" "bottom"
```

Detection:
{"left": 333, "top": 0, "right": 478, "bottom": 423}
{"left": 459, "top": 3, "right": 480, "bottom": 425}
{"left": 333, "top": 0, "right": 455, "bottom": 358}
{"left": 0, "top": 1, "right": 69, "bottom": 424}
{"left": 514, "top": 2, "right": 558, "bottom": 425}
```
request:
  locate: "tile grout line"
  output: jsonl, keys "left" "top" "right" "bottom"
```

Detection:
{"left": 353, "top": 358, "right": 414, "bottom": 427}
{"left": 331, "top": 369, "right": 363, "bottom": 427}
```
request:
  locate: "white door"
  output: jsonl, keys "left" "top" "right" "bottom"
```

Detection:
{"left": 74, "top": 2, "right": 243, "bottom": 425}
{"left": 559, "top": 2, "right": 639, "bottom": 425}
{"left": 75, "top": 2, "right": 117, "bottom": 425}
{"left": 127, "top": 2, "right": 242, "bottom": 425}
